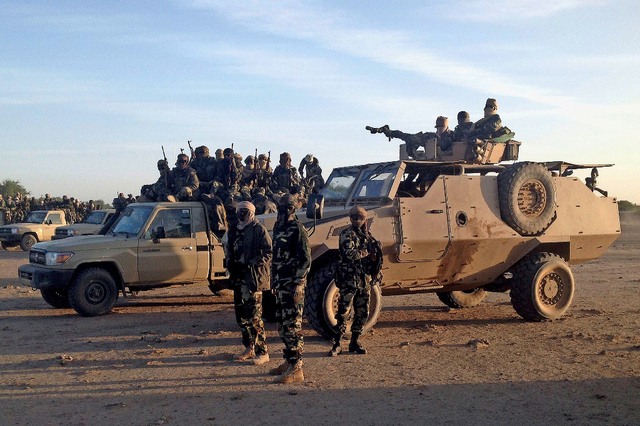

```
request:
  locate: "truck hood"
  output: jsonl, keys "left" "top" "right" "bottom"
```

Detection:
{"left": 56, "top": 224, "right": 102, "bottom": 233}
{"left": 33, "top": 234, "right": 138, "bottom": 252}
{"left": 0, "top": 223, "right": 41, "bottom": 230}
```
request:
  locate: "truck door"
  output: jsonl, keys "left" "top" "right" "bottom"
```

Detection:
{"left": 138, "top": 207, "right": 198, "bottom": 283}
{"left": 396, "top": 176, "right": 451, "bottom": 261}
{"left": 44, "top": 212, "right": 63, "bottom": 240}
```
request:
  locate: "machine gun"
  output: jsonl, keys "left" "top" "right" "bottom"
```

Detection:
{"left": 366, "top": 125, "right": 391, "bottom": 141}
{"left": 187, "top": 140, "right": 195, "bottom": 163}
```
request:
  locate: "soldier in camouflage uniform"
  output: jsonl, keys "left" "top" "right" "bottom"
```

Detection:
{"left": 215, "top": 148, "right": 241, "bottom": 195}
{"left": 254, "top": 153, "right": 273, "bottom": 191}
{"left": 269, "top": 194, "right": 311, "bottom": 383}
{"left": 169, "top": 153, "right": 199, "bottom": 201}
{"left": 141, "top": 160, "right": 172, "bottom": 202}
{"left": 191, "top": 146, "right": 218, "bottom": 189}
{"left": 271, "top": 152, "right": 301, "bottom": 195}
{"left": 453, "top": 111, "right": 473, "bottom": 141}
{"left": 226, "top": 201, "right": 273, "bottom": 365}
{"left": 466, "top": 98, "right": 503, "bottom": 141}
{"left": 384, "top": 116, "right": 455, "bottom": 158}
{"left": 329, "top": 206, "right": 381, "bottom": 356}
{"left": 298, "top": 154, "right": 325, "bottom": 195}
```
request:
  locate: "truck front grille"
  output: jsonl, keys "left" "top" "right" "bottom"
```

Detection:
{"left": 0, "top": 228, "right": 11, "bottom": 235}
{"left": 29, "top": 250, "right": 46, "bottom": 265}
{"left": 55, "top": 229, "right": 67, "bottom": 236}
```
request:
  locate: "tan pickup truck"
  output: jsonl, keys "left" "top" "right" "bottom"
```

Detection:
{"left": 0, "top": 210, "right": 68, "bottom": 251}
{"left": 52, "top": 209, "right": 117, "bottom": 240}
{"left": 18, "top": 202, "right": 228, "bottom": 316}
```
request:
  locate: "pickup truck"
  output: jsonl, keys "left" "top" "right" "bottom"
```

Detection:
{"left": 52, "top": 209, "right": 117, "bottom": 240}
{"left": 18, "top": 202, "right": 228, "bottom": 316}
{"left": 0, "top": 210, "right": 68, "bottom": 251}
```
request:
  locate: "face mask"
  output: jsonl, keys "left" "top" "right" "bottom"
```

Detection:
{"left": 350, "top": 215, "right": 365, "bottom": 228}
{"left": 237, "top": 209, "right": 251, "bottom": 221}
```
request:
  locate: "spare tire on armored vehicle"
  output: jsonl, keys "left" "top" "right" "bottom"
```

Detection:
{"left": 497, "top": 162, "right": 557, "bottom": 236}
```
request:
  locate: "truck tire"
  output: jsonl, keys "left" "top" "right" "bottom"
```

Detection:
{"left": 510, "top": 252, "right": 574, "bottom": 321}
{"left": 68, "top": 268, "right": 118, "bottom": 317}
{"left": 40, "top": 288, "right": 71, "bottom": 309}
{"left": 304, "top": 263, "right": 382, "bottom": 339}
{"left": 436, "top": 288, "right": 486, "bottom": 309}
{"left": 498, "top": 162, "right": 556, "bottom": 236}
{"left": 20, "top": 234, "right": 37, "bottom": 251}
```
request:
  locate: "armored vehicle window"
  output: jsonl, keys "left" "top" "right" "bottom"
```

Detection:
{"left": 353, "top": 170, "right": 396, "bottom": 199}
{"left": 144, "top": 209, "right": 192, "bottom": 240}
{"left": 47, "top": 213, "right": 62, "bottom": 224}
{"left": 322, "top": 174, "right": 357, "bottom": 200}
{"left": 84, "top": 211, "right": 107, "bottom": 224}
{"left": 25, "top": 212, "right": 47, "bottom": 224}
{"left": 110, "top": 206, "right": 153, "bottom": 237}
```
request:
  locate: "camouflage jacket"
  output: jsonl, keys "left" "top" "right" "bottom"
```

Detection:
{"left": 271, "top": 165, "right": 301, "bottom": 194}
{"left": 272, "top": 217, "right": 311, "bottom": 287}
{"left": 454, "top": 121, "right": 473, "bottom": 141}
{"left": 386, "top": 129, "right": 453, "bottom": 155}
{"left": 468, "top": 114, "right": 502, "bottom": 140}
{"left": 170, "top": 166, "right": 199, "bottom": 193}
{"left": 226, "top": 219, "right": 273, "bottom": 291}
{"left": 215, "top": 158, "right": 241, "bottom": 189}
{"left": 337, "top": 225, "right": 377, "bottom": 286}
{"left": 254, "top": 166, "right": 272, "bottom": 189}
{"left": 191, "top": 157, "right": 218, "bottom": 183}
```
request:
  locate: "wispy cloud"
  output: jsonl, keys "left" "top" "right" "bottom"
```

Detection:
{"left": 442, "top": 0, "right": 608, "bottom": 22}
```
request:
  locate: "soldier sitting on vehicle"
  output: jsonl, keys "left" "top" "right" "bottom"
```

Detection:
{"left": 169, "top": 153, "right": 199, "bottom": 202}
{"left": 453, "top": 111, "right": 473, "bottom": 141}
{"left": 466, "top": 98, "right": 510, "bottom": 141}
{"left": 298, "top": 154, "right": 325, "bottom": 195}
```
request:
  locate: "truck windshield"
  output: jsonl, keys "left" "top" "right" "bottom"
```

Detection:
{"left": 84, "top": 211, "right": 107, "bottom": 224}
{"left": 24, "top": 212, "right": 47, "bottom": 224}
{"left": 321, "top": 171, "right": 358, "bottom": 201}
{"left": 110, "top": 206, "right": 153, "bottom": 237}
{"left": 352, "top": 164, "right": 399, "bottom": 199}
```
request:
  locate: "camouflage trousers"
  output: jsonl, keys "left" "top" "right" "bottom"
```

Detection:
{"left": 274, "top": 281, "right": 305, "bottom": 364}
{"left": 233, "top": 282, "right": 268, "bottom": 356}
{"left": 335, "top": 281, "right": 370, "bottom": 335}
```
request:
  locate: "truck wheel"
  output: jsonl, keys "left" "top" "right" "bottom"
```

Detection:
{"left": 40, "top": 288, "right": 71, "bottom": 309}
{"left": 20, "top": 234, "right": 37, "bottom": 251}
{"left": 510, "top": 252, "right": 574, "bottom": 321}
{"left": 304, "top": 263, "right": 382, "bottom": 338}
{"left": 68, "top": 268, "right": 118, "bottom": 317}
{"left": 436, "top": 288, "right": 486, "bottom": 309}
{"left": 498, "top": 162, "right": 556, "bottom": 236}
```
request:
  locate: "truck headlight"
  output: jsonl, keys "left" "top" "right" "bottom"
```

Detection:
{"left": 45, "top": 252, "right": 74, "bottom": 265}
{"left": 67, "top": 230, "right": 78, "bottom": 236}
{"left": 11, "top": 228, "right": 22, "bottom": 234}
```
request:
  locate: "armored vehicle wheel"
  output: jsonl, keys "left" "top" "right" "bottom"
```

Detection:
{"left": 436, "top": 288, "right": 486, "bottom": 309}
{"left": 68, "top": 268, "right": 118, "bottom": 317}
{"left": 304, "top": 263, "right": 382, "bottom": 338}
{"left": 510, "top": 252, "right": 574, "bottom": 321}
{"left": 40, "top": 288, "right": 71, "bottom": 309}
{"left": 498, "top": 162, "right": 556, "bottom": 236}
{"left": 20, "top": 234, "right": 37, "bottom": 251}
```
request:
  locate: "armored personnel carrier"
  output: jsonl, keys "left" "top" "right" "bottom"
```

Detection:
{"left": 283, "top": 134, "right": 620, "bottom": 338}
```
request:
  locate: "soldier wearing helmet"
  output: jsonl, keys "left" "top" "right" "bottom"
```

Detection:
{"left": 269, "top": 194, "right": 312, "bottom": 383}
{"left": 453, "top": 111, "right": 473, "bottom": 141}
{"left": 328, "top": 206, "right": 382, "bottom": 356}
{"left": 271, "top": 152, "right": 301, "bottom": 195}
{"left": 466, "top": 98, "right": 504, "bottom": 141}
{"left": 191, "top": 146, "right": 218, "bottom": 186}
{"left": 169, "top": 153, "right": 199, "bottom": 201}
{"left": 383, "top": 116, "right": 455, "bottom": 159}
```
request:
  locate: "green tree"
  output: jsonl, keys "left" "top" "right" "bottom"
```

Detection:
{"left": 93, "top": 199, "right": 111, "bottom": 209}
{"left": 0, "top": 179, "right": 30, "bottom": 198}
{"left": 618, "top": 200, "right": 639, "bottom": 211}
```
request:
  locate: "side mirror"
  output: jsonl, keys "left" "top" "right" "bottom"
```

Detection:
{"left": 306, "top": 194, "right": 324, "bottom": 220}
{"left": 153, "top": 226, "right": 166, "bottom": 243}
{"left": 46, "top": 219, "right": 52, "bottom": 225}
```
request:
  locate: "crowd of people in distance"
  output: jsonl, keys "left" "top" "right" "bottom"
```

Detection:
{"left": 138, "top": 147, "right": 325, "bottom": 238}
{"left": 0, "top": 193, "right": 106, "bottom": 225}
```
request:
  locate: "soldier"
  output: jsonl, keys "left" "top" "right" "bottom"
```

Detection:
{"left": 252, "top": 187, "right": 277, "bottom": 215}
{"left": 240, "top": 155, "right": 257, "bottom": 191}
{"left": 126, "top": 194, "right": 136, "bottom": 204}
{"left": 141, "top": 159, "right": 172, "bottom": 202}
{"left": 226, "top": 201, "right": 273, "bottom": 365}
{"left": 215, "top": 148, "right": 241, "bottom": 194}
{"left": 329, "top": 206, "right": 382, "bottom": 356}
{"left": 298, "top": 154, "right": 325, "bottom": 195}
{"left": 170, "top": 153, "right": 199, "bottom": 201}
{"left": 466, "top": 98, "right": 504, "bottom": 140}
{"left": 384, "top": 116, "right": 454, "bottom": 158}
{"left": 191, "top": 146, "right": 218, "bottom": 186}
{"left": 255, "top": 153, "right": 273, "bottom": 191}
{"left": 269, "top": 194, "right": 311, "bottom": 383}
{"left": 453, "top": 111, "right": 473, "bottom": 141}
{"left": 271, "top": 152, "right": 301, "bottom": 194}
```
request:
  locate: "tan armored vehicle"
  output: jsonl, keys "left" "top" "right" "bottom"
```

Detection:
{"left": 0, "top": 210, "right": 68, "bottom": 251}
{"left": 52, "top": 209, "right": 117, "bottom": 240}
{"left": 285, "top": 136, "right": 620, "bottom": 337}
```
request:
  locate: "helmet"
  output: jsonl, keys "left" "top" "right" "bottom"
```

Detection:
{"left": 196, "top": 145, "right": 210, "bottom": 157}
{"left": 435, "top": 116, "right": 449, "bottom": 128}
{"left": 485, "top": 98, "right": 498, "bottom": 109}
{"left": 223, "top": 148, "right": 234, "bottom": 156}
{"left": 457, "top": 111, "right": 470, "bottom": 121}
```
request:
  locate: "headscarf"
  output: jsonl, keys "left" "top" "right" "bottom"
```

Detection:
{"left": 236, "top": 201, "right": 256, "bottom": 230}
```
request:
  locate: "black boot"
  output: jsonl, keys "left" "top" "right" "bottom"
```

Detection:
{"left": 328, "top": 334, "right": 343, "bottom": 357}
{"left": 349, "top": 332, "right": 367, "bottom": 354}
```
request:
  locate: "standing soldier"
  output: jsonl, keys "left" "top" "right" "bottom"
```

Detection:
{"left": 329, "top": 206, "right": 382, "bottom": 356}
{"left": 271, "top": 152, "right": 301, "bottom": 194}
{"left": 226, "top": 201, "right": 273, "bottom": 365}
{"left": 298, "top": 154, "right": 325, "bottom": 195}
{"left": 269, "top": 194, "right": 311, "bottom": 383}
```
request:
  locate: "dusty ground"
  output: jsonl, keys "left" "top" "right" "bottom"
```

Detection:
{"left": 0, "top": 213, "right": 639, "bottom": 426}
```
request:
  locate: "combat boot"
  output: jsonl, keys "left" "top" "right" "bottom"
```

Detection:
{"left": 348, "top": 332, "right": 367, "bottom": 354}
{"left": 233, "top": 344, "right": 255, "bottom": 362}
{"left": 269, "top": 360, "right": 290, "bottom": 375}
{"left": 274, "top": 360, "right": 304, "bottom": 384}
{"left": 328, "top": 334, "right": 343, "bottom": 357}
{"left": 252, "top": 352, "right": 270, "bottom": 365}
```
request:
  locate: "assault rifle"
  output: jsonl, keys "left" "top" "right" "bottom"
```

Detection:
{"left": 187, "top": 140, "right": 195, "bottom": 162}
{"left": 366, "top": 125, "right": 391, "bottom": 141}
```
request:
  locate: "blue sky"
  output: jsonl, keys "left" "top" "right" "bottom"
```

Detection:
{"left": 1, "top": 0, "right": 638, "bottom": 203}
